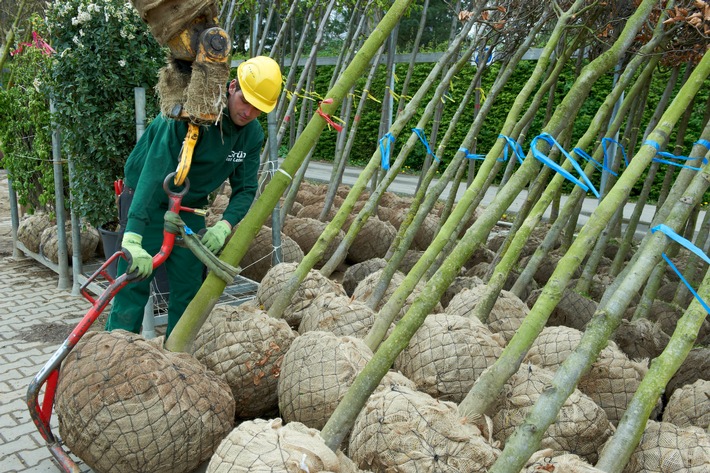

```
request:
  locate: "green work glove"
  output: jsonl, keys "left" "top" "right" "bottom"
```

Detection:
{"left": 121, "top": 232, "right": 153, "bottom": 278}
{"left": 202, "top": 220, "right": 232, "bottom": 254}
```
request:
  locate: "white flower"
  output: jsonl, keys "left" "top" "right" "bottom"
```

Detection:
{"left": 33, "top": 77, "right": 42, "bottom": 93}
{"left": 118, "top": 59, "right": 126, "bottom": 67}
{"left": 79, "top": 29, "right": 84, "bottom": 36}
{"left": 72, "top": 36, "right": 80, "bottom": 45}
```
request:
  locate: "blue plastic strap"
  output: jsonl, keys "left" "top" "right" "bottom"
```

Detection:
{"left": 412, "top": 128, "right": 440, "bottom": 163}
{"left": 379, "top": 133, "right": 395, "bottom": 170}
{"left": 651, "top": 224, "right": 710, "bottom": 314}
{"left": 645, "top": 140, "right": 708, "bottom": 171}
{"left": 601, "top": 137, "right": 629, "bottom": 171}
{"left": 694, "top": 139, "right": 710, "bottom": 150}
{"left": 572, "top": 147, "right": 617, "bottom": 176}
{"left": 459, "top": 147, "right": 485, "bottom": 160}
{"left": 498, "top": 134, "right": 525, "bottom": 164}
{"left": 184, "top": 226, "right": 194, "bottom": 236}
{"left": 531, "top": 133, "right": 600, "bottom": 198}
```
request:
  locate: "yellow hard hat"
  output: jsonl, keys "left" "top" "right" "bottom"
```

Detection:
{"left": 237, "top": 56, "right": 282, "bottom": 113}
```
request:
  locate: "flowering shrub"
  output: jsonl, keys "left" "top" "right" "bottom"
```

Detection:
{"left": 47, "top": 0, "right": 164, "bottom": 227}
{"left": 0, "top": 17, "right": 55, "bottom": 214}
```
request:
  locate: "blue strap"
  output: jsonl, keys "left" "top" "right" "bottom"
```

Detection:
{"left": 379, "top": 133, "right": 394, "bottom": 170}
{"left": 459, "top": 147, "right": 485, "bottom": 160}
{"left": 651, "top": 224, "right": 710, "bottom": 314}
{"left": 645, "top": 140, "right": 708, "bottom": 171}
{"left": 498, "top": 134, "right": 525, "bottom": 164}
{"left": 601, "top": 137, "right": 629, "bottom": 172}
{"left": 412, "top": 128, "right": 440, "bottom": 163}
{"left": 572, "top": 147, "right": 617, "bottom": 176}
{"left": 184, "top": 226, "right": 194, "bottom": 235}
{"left": 694, "top": 139, "right": 710, "bottom": 150}
{"left": 531, "top": 133, "right": 600, "bottom": 198}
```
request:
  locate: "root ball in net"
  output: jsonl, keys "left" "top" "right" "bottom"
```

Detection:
{"left": 207, "top": 418, "right": 363, "bottom": 472}
{"left": 238, "top": 225, "right": 304, "bottom": 283}
{"left": 277, "top": 331, "right": 372, "bottom": 430}
{"left": 490, "top": 365, "right": 612, "bottom": 464}
{"left": 56, "top": 330, "right": 235, "bottom": 473}
{"left": 662, "top": 379, "right": 709, "bottom": 430}
{"left": 346, "top": 217, "right": 397, "bottom": 264}
{"left": 283, "top": 217, "right": 344, "bottom": 268}
{"left": 40, "top": 222, "right": 99, "bottom": 264}
{"left": 191, "top": 304, "right": 297, "bottom": 419}
{"left": 623, "top": 420, "right": 710, "bottom": 473}
{"left": 342, "top": 258, "right": 388, "bottom": 296}
{"left": 611, "top": 318, "right": 669, "bottom": 361}
{"left": 522, "top": 450, "right": 606, "bottom": 472}
{"left": 348, "top": 383, "right": 500, "bottom": 472}
{"left": 393, "top": 313, "right": 502, "bottom": 403}
{"left": 298, "top": 292, "right": 377, "bottom": 339}
{"left": 17, "top": 213, "right": 52, "bottom": 253}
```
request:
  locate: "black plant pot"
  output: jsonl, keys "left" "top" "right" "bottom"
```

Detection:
{"left": 98, "top": 223, "right": 120, "bottom": 278}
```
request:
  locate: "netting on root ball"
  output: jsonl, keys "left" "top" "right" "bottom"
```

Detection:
{"left": 277, "top": 331, "right": 372, "bottom": 430}
{"left": 524, "top": 325, "right": 651, "bottom": 425}
{"left": 666, "top": 346, "right": 710, "bottom": 397}
{"left": 611, "top": 318, "right": 670, "bottom": 361}
{"left": 55, "top": 330, "right": 235, "bottom": 473}
{"left": 346, "top": 217, "right": 397, "bottom": 264}
{"left": 207, "top": 418, "right": 365, "bottom": 473}
{"left": 40, "top": 222, "right": 99, "bottom": 264}
{"left": 191, "top": 304, "right": 297, "bottom": 419}
{"left": 522, "top": 450, "right": 606, "bottom": 473}
{"left": 348, "top": 383, "right": 500, "bottom": 472}
{"left": 17, "top": 213, "right": 52, "bottom": 253}
{"left": 623, "top": 420, "right": 710, "bottom": 473}
{"left": 256, "top": 262, "right": 346, "bottom": 327}
{"left": 282, "top": 217, "right": 345, "bottom": 268}
{"left": 298, "top": 292, "right": 377, "bottom": 339}
{"left": 342, "top": 258, "right": 388, "bottom": 296}
{"left": 393, "top": 313, "right": 502, "bottom": 403}
{"left": 444, "top": 285, "right": 528, "bottom": 343}
{"left": 662, "top": 379, "right": 710, "bottom": 430}
{"left": 490, "top": 365, "right": 612, "bottom": 464}
{"left": 237, "top": 225, "right": 304, "bottom": 283}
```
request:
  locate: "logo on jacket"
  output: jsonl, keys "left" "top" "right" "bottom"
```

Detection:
{"left": 227, "top": 150, "right": 247, "bottom": 163}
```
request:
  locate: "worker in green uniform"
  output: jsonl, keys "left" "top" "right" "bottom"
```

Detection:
{"left": 106, "top": 56, "right": 282, "bottom": 338}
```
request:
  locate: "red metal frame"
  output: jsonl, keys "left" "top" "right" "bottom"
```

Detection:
{"left": 26, "top": 174, "right": 198, "bottom": 472}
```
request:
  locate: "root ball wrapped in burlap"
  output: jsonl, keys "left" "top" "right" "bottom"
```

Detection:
{"left": 445, "top": 285, "right": 529, "bottom": 343}
{"left": 40, "top": 222, "right": 100, "bottom": 264}
{"left": 623, "top": 420, "right": 710, "bottom": 473}
{"left": 662, "top": 379, "right": 709, "bottom": 430}
{"left": 440, "top": 276, "right": 483, "bottom": 309}
{"left": 17, "top": 213, "right": 52, "bottom": 253}
{"left": 490, "top": 365, "right": 612, "bottom": 464}
{"left": 277, "top": 331, "right": 372, "bottom": 430}
{"left": 352, "top": 269, "right": 442, "bottom": 321}
{"left": 545, "top": 289, "right": 598, "bottom": 331}
{"left": 667, "top": 346, "right": 709, "bottom": 397}
{"left": 191, "top": 304, "right": 297, "bottom": 419}
{"left": 238, "top": 225, "right": 304, "bottom": 282}
{"left": 393, "top": 313, "right": 502, "bottom": 403}
{"left": 525, "top": 326, "right": 651, "bottom": 425}
{"left": 256, "top": 262, "right": 346, "bottom": 327}
{"left": 298, "top": 292, "right": 377, "bottom": 339}
{"left": 283, "top": 217, "right": 345, "bottom": 269}
{"left": 342, "top": 258, "right": 387, "bottom": 296}
{"left": 522, "top": 450, "right": 606, "bottom": 473}
{"left": 207, "top": 418, "right": 364, "bottom": 473}
{"left": 346, "top": 217, "right": 397, "bottom": 264}
{"left": 56, "top": 330, "right": 234, "bottom": 473}
{"left": 348, "top": 383, "right": 500, "bottom": 472}
{"left": 612, "top": 318, "right": 669, "bottom": 360}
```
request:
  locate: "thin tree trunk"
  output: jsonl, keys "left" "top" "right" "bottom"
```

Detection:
{"left": 0, "top": 0, "right": 26, "bottom": 77}
{"left": 268, "top": 0, "right": 298, "bottom": 59}
{"left": 396, "top": 0, "right": 429, "bottom": 114}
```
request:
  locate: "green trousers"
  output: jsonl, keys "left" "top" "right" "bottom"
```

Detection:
{"left": 105, "top": 207, "right": 205, "bottom": 339}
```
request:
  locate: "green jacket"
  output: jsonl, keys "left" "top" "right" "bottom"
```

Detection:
{"left": 123, "top": 110, "right": 263, "bottom": 235}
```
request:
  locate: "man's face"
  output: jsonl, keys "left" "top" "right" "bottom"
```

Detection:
{"left": 228, "top": 80, "right": 261, "bottom": 126}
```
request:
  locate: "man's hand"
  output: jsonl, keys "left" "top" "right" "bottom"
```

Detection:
{"left": 121, "top": 232, "right": 153, "bottom": 278}
{"left": 202, "top": 220, "right": 232, "bottom": 254}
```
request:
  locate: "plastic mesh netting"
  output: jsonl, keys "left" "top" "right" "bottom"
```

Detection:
{"left": 624, "top": 420, "right": 710, "bottom": 473}
{"left": 298, "top": 292, "right": 377, "bottom": 339}
{"left": 346, "top": 217, "right": 397, "bottom": 264}
{"left": 348, "top": 383, "right": 500, "bottom": 472}
{"left": 56, "top": 330, "right": 234, "bottom": 473}
{"left": 352, "top": 269, "right": 442, "bottom": 320}
{"left": 490, "top": 365, "right": 612, "bottom": 464}
{"left": 282, "top": 217, "right": 345, "bottom": 269}
{"left": 393, "top": 313, "right": 502, "bottom": 403}
{"left": 191, "top": 304, "right": 297, "bottom": 419}
{"left": 342, "top": 258, "right": 388, "bottom": 296}
{"left": 662, "top": 379, "right": 710, "bottom": 430}
{"left": 238, "top": 225, "right": 304, "bottom": 283}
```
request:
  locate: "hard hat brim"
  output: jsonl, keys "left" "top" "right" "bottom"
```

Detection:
{"left": 237, "top": 61, "right": 277, "bottom": 113}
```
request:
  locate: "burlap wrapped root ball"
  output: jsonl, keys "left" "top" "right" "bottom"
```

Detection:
{"left": 393, "top": 313, "right": 502, "bottom": 403}
{"left": 283, "top": 216, "right": 345, "bottom": 269}
{"left": 55, "top": 330, "right": 234, "bottom": 473}
{"left": 524, "top": 325, "right": 652, "bottom": 425}
{"left": 256, "top": 262, "right": 346, "bottom": 327}
{"left": 490, "top": 365, "right": 612, "bottom": 464}
{"left": 298, "top": 292, "right": 377, "bottom": 339}
{"left": 611, "top": 318, "right": 670, "bottom": 361}
{"left": 352, "top": 269, "right": 442, "bottom": 321}
{"left": 17, "top": 213, "right": 52, "bottom": 253}
{"left": 522, "top": 450, "right": 606, "bottom": 473}
{"left": 623, "top": 420, "right": 710, "bottom": 473}
{"left": 545, "top": 289, "right": 598, "bottom": 331}
{"left": 40, "top": 222, "right": 100, "bottom": 264}
{"left": 666, "top": 346, "right": 710, "bottom": 397}
{"left": 662, "top": 379, "right": 709, "bottom": 430}
{"left": 238, "top": 225, "right": 304, "bottom": 282}
{"left": 342, "top": 258, "right": 387, "bottom": 296}
{"left": 191, "top": 304, "right": 297, "bottom": 419}
{"left": 277, "top": 331, "right": 372, "bottom": 430}
{"left": 346, "top": 217, "right": 397, "bottom": 264}
{"left": 207, "top": 418, "right": 364, "bottom": 473}
{"left": 445, "top": 285, "right": 528, "bottom": 344}
{"left": 349, "top": 383, "right": 500, "bottom": 472}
